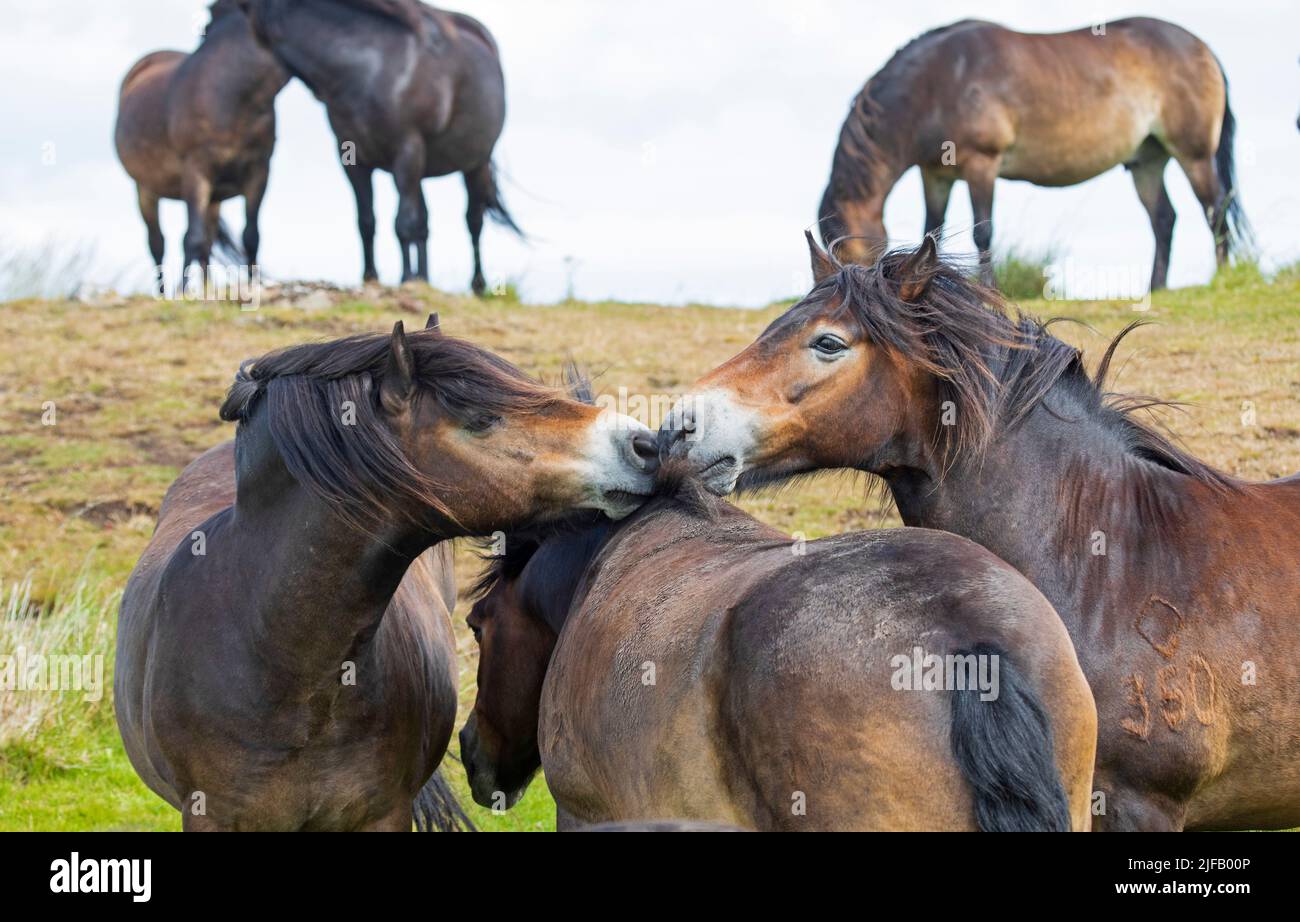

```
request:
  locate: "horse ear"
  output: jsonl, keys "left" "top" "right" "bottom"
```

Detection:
{"left": 806, "top": 229, "right": 837, "bottom": 283}
{"left": 425, "top": 312, "right": 441, "bottom": 332}
{"left": 898, "top": 234, "right": 940, "bottom": 302}
{"left": 380, "top": 321, "right": 416, "bottom": 415}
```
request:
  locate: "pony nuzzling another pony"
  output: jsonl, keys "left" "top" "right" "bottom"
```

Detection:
{"left": 461, "top": 450, "right": 1098, "bottom": 831}
{"left": 116, "top": 318, "right": 658, "bottom": 831}
{"left": 663, "top": 234, "right": 1300, "bottom": 831}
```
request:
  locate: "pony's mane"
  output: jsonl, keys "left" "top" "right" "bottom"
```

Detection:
{"left": 208, "top": 0, "right": 244, "bottom": 24}
{"left": 823, "top": 21, "right": 980, "bottom": 211}
{"left": 252, "top": 0, "right": 426, "bottom": 41}
{"left": 812, "top": 247, "right": 1238, "bottom": 490}
{"left": 219, "top": 329, "right": 559, "bottom": 532}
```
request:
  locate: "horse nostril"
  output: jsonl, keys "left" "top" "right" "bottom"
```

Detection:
{"left": 630, "top": 431, "right": 658, "bottom": 464}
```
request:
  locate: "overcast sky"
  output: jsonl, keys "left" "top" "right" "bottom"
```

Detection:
{"left": 1, "top": 0, "right": 1297, "bottom": 305}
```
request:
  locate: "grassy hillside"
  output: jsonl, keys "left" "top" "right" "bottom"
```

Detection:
{"left": 1, "top": 268, "right": 1297, "bottom": 831}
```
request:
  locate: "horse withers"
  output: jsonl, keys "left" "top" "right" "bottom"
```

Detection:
{"left": 461, "top": 463, "right": 1098, "bottom": 831}
{"left": 115, "top": 1, "right": 287, "bottom": 292}
{"left": 662, "top": 235, "right": 1300, "bottom": 830}
{"left": 819, "top": 17, "right": 1249, "bottom": 289}
{"left": 115, "top": 318, "right": 659, "bottom": 830}
{"left": 240, "top": 0, "right": 520, "bottom": 292}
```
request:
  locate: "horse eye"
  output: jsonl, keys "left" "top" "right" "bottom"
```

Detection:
{"left": 465, "top": 413, "right": 501, "bottom": 434}
{"left": 811, "top": 334, "right": 848, "bottom": 356}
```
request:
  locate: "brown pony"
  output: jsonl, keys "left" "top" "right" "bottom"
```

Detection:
{"left": 115, "top": 318, "right": 658, "bottom": 831}
{"left": 662, "top": 235, "right": 1300, "bottom": 831}
{"left": 819, "top": 17, "right": 1249, "bottom": 289}
{"left": 240, "top": 0, "right": 519, "bottom": 292}
{"left": 461, "top": 464, "right": 1098, "bottom": 831}
{"left": 114, "top": 1, "right": 287, "bottom": 290}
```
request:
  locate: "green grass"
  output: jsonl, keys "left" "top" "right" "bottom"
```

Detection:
{"left": 2, "top": 268, "right": 1298, "bottom": 831}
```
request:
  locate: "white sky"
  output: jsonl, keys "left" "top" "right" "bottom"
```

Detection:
{"left": 1, "top": 0, "right": 1298, "bottom": 305}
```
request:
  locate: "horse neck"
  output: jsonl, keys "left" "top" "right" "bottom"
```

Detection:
{"left": 820, "top": 94, "right": 908, "bottom": 248}
{"left": 195, "top": 15, "right": 287, "bottom": 102}
{"left": 262, "top": 5, "right": 406, "bottom": 103}
{"left": 229, "top": 415, "right": 430, "bottom": 677}
{"left": 883, "top": 383, "right": 1195, "bottom": 612}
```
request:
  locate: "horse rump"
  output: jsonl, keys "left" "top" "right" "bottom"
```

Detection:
{"left": 948, "top": 644, "right": 1072, "bottom": 832}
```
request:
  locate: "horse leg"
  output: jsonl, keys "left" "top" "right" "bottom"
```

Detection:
{"left": 392, "top": 140, "right": 429, "bottom": 283}
{"left": 962, "top": 156, "right": 999, "bottom": 287}
{"left": 463, "top": 162, "right": 491, "bottom": 296}
{"left": 181, "top": 165, "right": 214, "bottom": 294}
{"left": 343, "top": 163, "right": 378, "bottom": 283}
{"left": 242, "top": 162, "right": 270, "bottom": 269}
{"left": 137, "top": 186, "right": 165, "bottom": 296}
{"left": 920, "top": 168, "right": 954, "bottom": 240}
{"left": 1127, "top": 148, "right": 1175, "bottom": 291}
{"left": 1175, "top": 154, "right": 1229, "bottom": 267}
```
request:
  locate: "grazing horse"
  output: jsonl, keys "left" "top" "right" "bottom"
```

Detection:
{"left": 114, "top": 1, "right": 287, "bottom": 290}
{"left": 461, "top": 464, "right": 1098, "bottom": 831}
{"left": 116, "top": 318, "right": 658, "bottom": 831}
{"left": 662, "top": 235, "right": 1300, "bottom": 830}
{"left": 819, "top": 17, "right": 1249, "bottom": 289}
{"left": 240, "top": 0, "right": 520, "bottom": 292}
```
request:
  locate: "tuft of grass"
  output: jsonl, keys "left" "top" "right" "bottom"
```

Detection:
{"left": 992, "top": 245, "right": 1057, "bottom": 302}
{"left": 0, "top": 235, "right": 99, "bottom": 303}
{"left": 482, "top": 279, "right": 523, "bottom": 303}
{"left": 0, "top": 575, "right": 118, "bottom": 747}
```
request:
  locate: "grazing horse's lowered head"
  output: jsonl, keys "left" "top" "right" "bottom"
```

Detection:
{"left": 460, "top": 511, "right": 613, "bottom": 809}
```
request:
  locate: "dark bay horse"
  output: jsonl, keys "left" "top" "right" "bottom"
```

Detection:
{"left": 116, "top": 318, "right": 658, "bottom": 830}
{"left": 115, "top": 1, "right": 287, "bottom": 290}
{"left": 819, "top": 17, "right": 1249, "bottom": 289}
{"left": 663, "top": 235, "right": 1300, "bottom": 830}
{"left": 461, "top": 465, "right": 1098, "bottom": 831}
{"left": 240, "top": 0, "right": 520, "bottom": 292}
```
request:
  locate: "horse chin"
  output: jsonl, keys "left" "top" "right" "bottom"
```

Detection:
{"left": 732, "top": 462, "right": 802, "bottom": 496}
{"left": 468, "top": 770, "right": 533, "bottom": 811}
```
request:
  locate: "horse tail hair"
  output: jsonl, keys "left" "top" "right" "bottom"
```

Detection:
{"left": 212, "top": 218, "right": 246, "bottom": 265}
{"left": 948, "top": 644, "right": 1072, "bottom": 832}
{"left": 413, "top": 767, "right": 476, "bottom": 832}
{"left": 1214, "top": 63, "right": 1254, "bottom": 257}
{"left": 481, "top": 160, "right": 524, "bottom": 238}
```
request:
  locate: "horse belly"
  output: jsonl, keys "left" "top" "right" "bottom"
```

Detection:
{"left": 1000, "top": 110, "right": 1153, "bottom": 186}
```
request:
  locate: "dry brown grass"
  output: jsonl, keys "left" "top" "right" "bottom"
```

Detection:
{"left": 2, "top": 275, "right": 1297, "bottom": 602}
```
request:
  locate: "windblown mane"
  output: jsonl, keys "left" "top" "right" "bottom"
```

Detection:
{"left": 219, "top": 329, "right": 559, "bottom": 532}
{"left": 811, "top": 247, "right": 1239, "bottom": 490}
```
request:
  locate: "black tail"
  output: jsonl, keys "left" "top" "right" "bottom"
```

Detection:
{"left": 481, "top": 160, "right": 524, "bottom": 238}
{"left": 949, "top": 645, "right": 1072, "bottom": 832}
{"left": 413, "top": 768, "right": 476, "bottom": 832}
{"left": 1214, "top": 69, "right": 1254, "bottom": 257}
{"left": 212, "top": 219, "right": 246, "bottom": 266}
